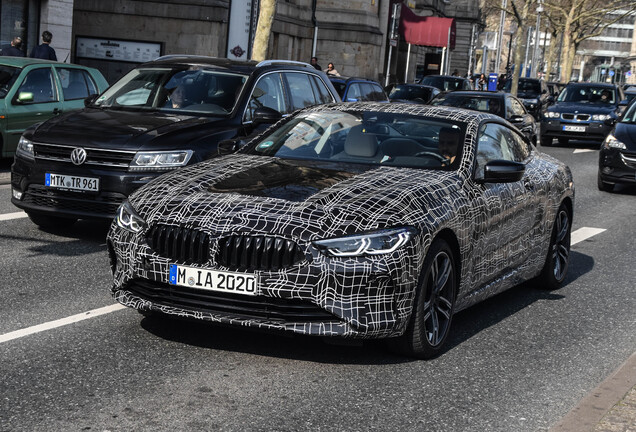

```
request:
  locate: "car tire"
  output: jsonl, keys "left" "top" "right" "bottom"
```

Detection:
{"left": 537, "top": 203, "right": 571, "bottom": 290}
{"left": 597, "top": 172, "right": 615, "bottom": 192}
{"left": 541, "top": 135, "right": 552, "bottom": 146}
{"left": 27, "top": 212, "right": 77, "bottom": 229}
{"left": 389, "top": 238, "right": 457, "bottom": 359}
{"left": 558, "top": 137, "right": 569, "bottom": 146}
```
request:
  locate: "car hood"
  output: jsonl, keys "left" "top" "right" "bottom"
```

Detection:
{"left": 129, "top": 154, "right": 460, "bottom": 241}
{"left": 30, "top": 108, "right": 227, "bottom": 151}
{"left": 517, "top": 92, "right": 540, "bottom": 100}
{"left": 614, "top": 122, "right": 636, "bottom": 150}
{"left": 549, "top": 102, "right": 616, "bottom": 114}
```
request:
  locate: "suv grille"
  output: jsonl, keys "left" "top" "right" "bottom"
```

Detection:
{"left": 216, "top": 235, "right": 306, "bottom": 271}
{"left": 146, "top": 225, "right": 210, "bottom": 265}
{"left": 127, "top": 279, "right": 337, "bottom": 323}
{"left": 34, "top": 142, "right": 136, "bottom": 168}
{"left": 22, "top": 184, "right": 124, "bottom": 216}
{"left": 561, "top": 113, "right": 590, "bottom": 121}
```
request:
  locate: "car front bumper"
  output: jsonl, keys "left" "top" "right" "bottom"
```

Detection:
{"left": 541, "top": 119, "right": 613, "bottom": 141}
{"left": 598, "top": 148, "right": 636, "bottom": 185}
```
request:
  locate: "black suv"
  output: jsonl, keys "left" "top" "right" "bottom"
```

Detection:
{"left": 328, "top": 76, "right": 389, "bottom": 102}
{"left": 11, "top": 56, "right": 340, "bottom": 227}
{"left": 503, "top": 78, "right": 552, "bottom": 120}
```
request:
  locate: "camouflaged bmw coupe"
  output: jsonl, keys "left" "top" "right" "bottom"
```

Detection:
{"left": 107, "top": 103, "right": 574, "bottom": 359}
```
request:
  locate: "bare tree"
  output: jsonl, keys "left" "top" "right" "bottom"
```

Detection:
{"left": 252, "top": 0, "right": 277, "bottom": 61}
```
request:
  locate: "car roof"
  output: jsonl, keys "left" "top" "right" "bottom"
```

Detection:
{"left": 140, "top": 55, "right": 317, "bottom": 74}
{"left": 329, "top": 76, "right": 380, "bottom": 84}
{"left": 391, "top": 83, "right": 438, "bottom": 89}
{"left": 0, "top": 57, "right": 72, "bottom": 67}
{"left": 437, "top": 90, "right": 505, "bottom": 98}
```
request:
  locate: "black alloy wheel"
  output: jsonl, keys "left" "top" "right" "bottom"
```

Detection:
{"left": 390, "top": 238, "right": 457, "bottom": 359}
{"left": 538, "top": 203, "right": 571, "bottom": 290}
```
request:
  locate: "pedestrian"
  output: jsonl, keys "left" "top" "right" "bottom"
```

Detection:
{"left": 310, "top": 56, "right": 321, "bottom": 70}
{"left": 30, "top": 31, "right": 57, "bottom": 61}
{"left": 477, "top": 73, "right": 487, "bottom": 91}
{"left": 1, "top": 37, "right": 25, "bottom": 57}
{"left": 324, "top": 62, "right": 340, "bottom": 77}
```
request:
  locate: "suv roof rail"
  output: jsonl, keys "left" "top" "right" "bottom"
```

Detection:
{"left": 256, "top": 59, "right": 312, "bottom": 68}
{"left": 153, "top": 54, "right": 215, "bottom": 61}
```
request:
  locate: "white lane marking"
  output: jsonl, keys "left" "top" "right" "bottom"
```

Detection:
{"left": 0, "top": 304, "right": 126, "bottom": 344}
{"left": 0, "top": 227, "right": 608, "bottom": 344}
{"left": 0, "top": 211, "right": 27, "bottom": 221}
{"left": 573, "top": 149, "right": 596, "bottom": 154}
{"left": 571, "top": 227, "right": 606, "bottom": 245}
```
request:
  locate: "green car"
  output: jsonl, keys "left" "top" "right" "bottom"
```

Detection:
{"left": 0, "top": 57, "right": 108, "bottom": 158}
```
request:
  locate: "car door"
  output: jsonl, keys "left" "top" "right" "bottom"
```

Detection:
{"left": 469, "top": 122, "right": 536, "bottom": 290}
{"left": 54, "top": 66, "right": 100, "bottom": 111}
{"left": 6, "top": 65, "right": 63, "bottom": 149}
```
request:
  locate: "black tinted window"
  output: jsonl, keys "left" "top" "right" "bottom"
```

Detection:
{"left": 310, "top": 76, "right": 334, "bottom": 104}
{"left": 17, "top": 68, "right": 56, "bottom": 103}
{"left": 57, "top": 68, "right": 97, "bottom": 100}
{"left": 286, "top": 72, "right": 317, "bottom": 110}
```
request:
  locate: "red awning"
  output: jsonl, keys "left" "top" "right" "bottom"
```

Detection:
{"left": 399, "top": 5, "right": 456, "bottom": 50}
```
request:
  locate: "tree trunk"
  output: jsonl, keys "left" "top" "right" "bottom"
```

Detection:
{"left": 251, "top": 0, "right": 277, "bottom": 61}
{"left": 559, "top": 4, "right": 576, "bottom": 82}
{"left": 544, "top": 30, "right": 558, "bottom": 81}
{"left": 510, "top": 26, "right": 526, "bottom": 97}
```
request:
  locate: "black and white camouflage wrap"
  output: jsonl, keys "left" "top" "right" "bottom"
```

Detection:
{"left": 107, "top": 103, "right": 574, "bottom": 338}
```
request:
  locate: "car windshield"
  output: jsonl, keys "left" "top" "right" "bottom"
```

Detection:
{"left": 420, "top": 76, "right": 464, "bottom": 91}
{"left": 0, "top": 65, "right": 21, "bottom": 99}
{"left": 432, "top": 95, "right": 503, "bottom": 116}
{"left": 557, "top": 86, "right": 616, "bottom": 104}
{"left": 93, "top": 67, "right": 248, "bottom": 115}
{"left": 245, "top": 109, "right": 466, "bottom": 170}
{"left": 621, "top": 102, "right": 636, "bottom": 124}
{"left": 504, "top": 79, "right": 540, "bottom": 95}
{"left": 388, "top": 85, "right": 433, "bottom": 101}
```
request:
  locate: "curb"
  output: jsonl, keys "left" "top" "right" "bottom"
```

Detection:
{"left": 0, "top": 172, "right": 10, "bottom": 186}
{"left": 550, "top": 351, "right": 636, "bottom": 431}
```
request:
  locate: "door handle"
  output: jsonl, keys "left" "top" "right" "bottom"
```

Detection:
{"left": 52, "top": 108, "right": 61, "bottom": 115}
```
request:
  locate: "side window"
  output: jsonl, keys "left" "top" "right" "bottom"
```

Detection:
{"left": 285, "top": 72, "right": 317, "bottom": 110}
{"left": 57, "top": 68, "right": 97, "bottom": 100}
{"left": 367, "top": 83, "right": 388, "bottom": 101}
{"left": 475, "top": 123, "right": 522, "bottom": 179}
{"left": 310, "top": 76, "right": 335, "bottom": 104}
{"left": 245, "top": 73, "right": 286, "bottom": 122}
{"left": 510, "top": 98, "right": 526, "bottom": 116}
{"left": 505, "top": 127, "right": 531, "bottom": 161}
{"left": 346, "top": 83, "right": 362, "bottom": 101}
{"left": 16, "top": 67, "right": 56, "bottom": 103}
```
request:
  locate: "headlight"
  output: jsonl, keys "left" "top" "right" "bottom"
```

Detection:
{"left": 545, "top": 112, "right": 560, "bottom": 119}
{"left": 116, "top": 201, "right": 146, "bottom": 233}
{"left": 592, "top": 114, "right": 611, "bottom": 121}
{"left": 313, "top": 227, "right": 417, "bottom": 257}
{"left": 603, "top": 134, "right": 626, "bottom": 150}
{"left": 129, "top": 150, "right": 193, "bottom": 171}
{"left": 16, "top": 136, "right": 34, "bottom": 160}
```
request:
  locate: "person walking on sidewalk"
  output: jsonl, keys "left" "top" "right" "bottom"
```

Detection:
{"left": 1, "top": 37, "right": 25, "bottom": 57}
{"left": 30, "top": 31, "right": 57, "bottom": 61}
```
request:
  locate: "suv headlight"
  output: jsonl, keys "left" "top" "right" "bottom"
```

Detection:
{"left": 116, "top": 201, "right": 146, "bottom": 233}
{"left": 545, "top": 112, "right": 560, "bottom": 119}
{"left": 129, "top": 150, "right": 193, "bottom": 171}
{"left": 603, "top": 134, "right": 626, "bottom": 150}
{"left": 313, "top": 227, "right": 417, "bottom": 257}
{"left": 592, "top": 114, "right": 611, "bottom": 121}
{"left": 16, "top": 136, "right": 34, "bottom": 160}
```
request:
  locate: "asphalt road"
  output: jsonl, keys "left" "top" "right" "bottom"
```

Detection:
{"left": 1, "top": 144, "right": 635, "bottom": 432}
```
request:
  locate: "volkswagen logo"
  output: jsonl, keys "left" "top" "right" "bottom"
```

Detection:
{"left": 70, "top": 148, "right": 87, "bottom": 166}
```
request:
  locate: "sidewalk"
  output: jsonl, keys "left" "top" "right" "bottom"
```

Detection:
{"left": 551, "top": 352, "right": 636, "bottom": 432}
{"left": 0, "top": 170, "right": 10, "bottom": 185}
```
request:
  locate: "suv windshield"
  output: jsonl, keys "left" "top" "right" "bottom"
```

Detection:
{"left": 0, "top": 66, "right": 21, "bottom": 99}
{"left": 246, "top": 110, "right": 465, "bottom": 170}
{"left": 557, "top": 85, "right": 616, "bottom": 104}
{"left": 433, "top": 94, "right": 503, "bottom": 116}
{"left": 94, "top": 67, "right": 248, "bottom": 115}
{"left": 419, "top": 76, "right": 465, "bottom": 91}
{"left": 388, "top": 85, "right": 433, "bottom": 101}
{"left": 503, "top": 79, "right": 540, "bottom": 96}
{"left": 621, "top": 102, "right": 636, "bottom": 124}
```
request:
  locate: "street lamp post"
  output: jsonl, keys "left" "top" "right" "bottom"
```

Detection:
{"left": 531, "top": 0, "right": 543, "bottom": 78}
{"left": 495, "top": 0, "right": 507, "bottom": 74}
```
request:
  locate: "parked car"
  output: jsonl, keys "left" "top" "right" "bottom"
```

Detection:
{"left": 503, "top": 78, "right": 552, "bottom": 120}
{"left": 384, "top": 83, "right": 440, "bottom": 104}
{"left": 598, "top": 100, "right": 636, "bottom": 191}
{"left": 418, "top": 75, "right": 472, "bottom": 92}
{"left": 431, "top": 90, "right": 538, "bottom": 145}
{"left": 541, "top": 82, "right": 626, "bottom": 146}
{"left": 107, "top": 102, "right": 574, "bottom": 359}
{"left": 11, "top": 56, "right": 340, "bottom": 227}
{"left": 328, "top": 76, "right": 389, "bottom": 102}
{"left": 624, "top": 86, "right": 636, "bottom": 105}
{"left": 0, "top": 57, "right": 108, "bottom": 158}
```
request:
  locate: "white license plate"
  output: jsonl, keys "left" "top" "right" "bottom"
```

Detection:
{"left": 45, "top": 173, "right": 99, "bottom": 192}
{"left": 169, "top": 264, "right": 257, "bottom": 296}
{"left": 563, "top": 125, "right": 586, "bottom": 132}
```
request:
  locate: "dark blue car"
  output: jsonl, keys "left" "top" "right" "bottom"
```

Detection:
{"left": 598, "top": 99, "right": 636, "bottom": 191}
{"left": 329, "top": 76, "right": 389, "bottom": 103}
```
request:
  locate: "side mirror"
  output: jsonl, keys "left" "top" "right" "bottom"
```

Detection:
{"left": 252, "top": 106, "right": 282, "bottom": 125}
{"left": 480, "top": 160, "right": 525, "bottom": 183}
{"left": 547, "top": 96, "right": 555, "bottom": 104}
{"left": 217, "top": 138, "right": 241, "bottom": 156}
{"left": 84, "top": 94, "right": 98, "bottom": 107}
{"left": 17, "top": 92, "right": 34, "bottom": 103}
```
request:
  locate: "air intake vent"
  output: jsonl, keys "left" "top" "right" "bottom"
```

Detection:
{"left": 146, "top": 225, "right": 210, "bottom": 265}
{"left": 216, "top": 235, "right": 305, "bottom": 271}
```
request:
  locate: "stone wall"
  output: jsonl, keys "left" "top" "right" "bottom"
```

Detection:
{"left": 40, "top": 0, "right": 75, "bottom": 62}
